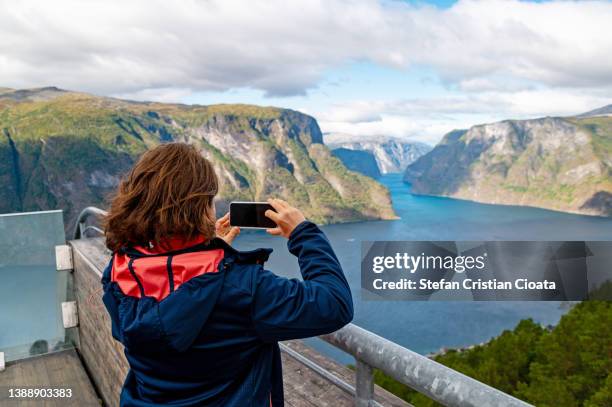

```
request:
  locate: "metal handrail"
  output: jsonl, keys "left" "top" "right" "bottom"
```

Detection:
{"left": 322, "top": 324, "right": 531, "bottom": 407}
{"left": 72, "top": 206, "right": 532, "bottom": 407}
{"left": 73, "top": 206, "right": 107, "bottom": 240}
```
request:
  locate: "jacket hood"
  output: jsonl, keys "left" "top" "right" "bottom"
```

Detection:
{"left": 102, "top": 238, "right": 272, "bottom": 353}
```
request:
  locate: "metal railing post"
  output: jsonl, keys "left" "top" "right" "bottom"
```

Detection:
{"left": 355, "top": 359, "right": 375, "bottom": 407}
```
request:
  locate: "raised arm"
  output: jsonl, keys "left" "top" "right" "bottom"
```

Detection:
{"left": 251, "top": 200, "right": 354, "bottom": 342}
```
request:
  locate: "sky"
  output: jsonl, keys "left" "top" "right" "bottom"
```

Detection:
{"left": 1, "top": 0, "right": 611, "bottom": 144}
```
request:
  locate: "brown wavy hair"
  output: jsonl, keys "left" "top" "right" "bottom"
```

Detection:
{"left": 104, "top": 143, "right": 218, "bottom": 252}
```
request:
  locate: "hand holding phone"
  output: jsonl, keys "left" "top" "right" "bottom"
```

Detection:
{"left": 263, "top": 199, "right": 306, "bottom": 238}
{"left": 229, "top": 202, "right": 277, "bottom": 229}
{"left": 215, "top": 213, "right": 240, "bottom": 244}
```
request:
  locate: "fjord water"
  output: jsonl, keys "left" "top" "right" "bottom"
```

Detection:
{"left": 234, "top": 174, "right": 612, "bottom": 361}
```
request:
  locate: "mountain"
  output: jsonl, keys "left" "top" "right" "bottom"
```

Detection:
{"left": 324, "top": 133, "right": 432, "bottom": 174}
{"left": 404, "top": 113, "right": 612, "bottom": 217}
{"left": 0, "top": 87, "right": 396, "bottom": 232}
{"left": 0, "top": 86, "right": 67, "bottom": 102}
{"left": 577, "top": 104, "right": 612, "bottom": 118}
{"left": 331, "top": 148, "right": 381, "bottom": 178}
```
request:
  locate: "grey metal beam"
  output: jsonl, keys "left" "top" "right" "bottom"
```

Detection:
{"left": 321, "top": 324, "right": 533, "bottom": 407}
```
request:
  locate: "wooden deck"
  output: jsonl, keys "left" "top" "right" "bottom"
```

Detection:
{"left": 60, "top": 237, "right": 409, "bottom": 406}
{"left": 281, "top": 340, "right": 407, "bottom": 406}
{"left": 0, "top": 349, "right": 100, "bottom": 406}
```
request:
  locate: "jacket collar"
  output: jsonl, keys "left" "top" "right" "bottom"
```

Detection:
{"left": 134, "top": 235, "right": 208, "bottom": 254}
{"left": 123, "top": 236, "right": 273, "bottom": 265}
{"left": 213, "top": 238, "right": 273, "bottom": 265}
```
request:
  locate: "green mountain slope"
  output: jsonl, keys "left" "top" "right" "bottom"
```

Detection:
{"left": 0, "top": 87, "right": 396, "bottom": 232}
{"left": 404, "top": 115, "right": 612, "bottom": 217}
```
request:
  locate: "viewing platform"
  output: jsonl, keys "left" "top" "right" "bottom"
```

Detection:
{"left": 0, "top": 209, "right": 532, "bottom": 406}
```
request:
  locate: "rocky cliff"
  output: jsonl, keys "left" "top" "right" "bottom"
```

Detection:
{"left": 404, "top": 114, "right": 612, "bottom": 217}
{"left": 0, "top": 87, "right": 396, "bottom": 232}
{"left": 325, "top": 133, "right": 431, "bottom": 174}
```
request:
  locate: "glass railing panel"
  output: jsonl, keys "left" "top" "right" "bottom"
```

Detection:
{"left": 0, "top": 210, "right": 70, "bottom": 362}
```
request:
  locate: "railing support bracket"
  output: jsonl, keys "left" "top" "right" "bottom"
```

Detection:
{"left": 55, "top": 245, "right": 73, "bottom": 271}
{"left": 62, "top": 301, "right": 79, "bottom": 329}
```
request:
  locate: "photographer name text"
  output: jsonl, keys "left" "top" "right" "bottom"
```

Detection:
{"left": 372, "top": 278, "right": 556, "bottom": 291}
{"left": 370, "top": 253, "right": 556, "bottom": 291}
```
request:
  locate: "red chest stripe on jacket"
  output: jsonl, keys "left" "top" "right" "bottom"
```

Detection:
{"left": 111, "top": 249, "right": 224, "bottom": 301}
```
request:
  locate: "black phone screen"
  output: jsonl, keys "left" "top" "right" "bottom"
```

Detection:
{"left": 229, "top": 202, "right": 277, "bottom": 228}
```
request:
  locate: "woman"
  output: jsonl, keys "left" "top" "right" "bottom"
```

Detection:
{"left": 101, "top": 143, "right": 353, "bottom": 406}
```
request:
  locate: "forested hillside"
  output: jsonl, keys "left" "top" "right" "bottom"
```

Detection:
{"left": 373, "top": 300, "right": 612, "bottom": 406}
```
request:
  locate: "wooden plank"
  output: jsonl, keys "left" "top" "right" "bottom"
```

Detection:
{"left": 70, "top": 238, "right": 127, "bottom": 407}
{"left": 0, "top": 349, "right": 100, "bottom": 406}
{"left": 281, "top": 353, "right": 353, "bottom": 406}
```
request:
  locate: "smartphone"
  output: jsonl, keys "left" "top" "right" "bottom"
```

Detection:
{"left": 229, "top": 201, "right": 277, "bottom": 229}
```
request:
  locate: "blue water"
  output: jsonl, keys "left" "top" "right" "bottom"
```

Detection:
{"left": 233, "top": 174, "right": 612, "bottom": 362}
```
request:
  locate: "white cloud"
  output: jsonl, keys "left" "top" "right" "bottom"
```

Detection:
{"left": 1, "top": 0, "right": 611, "bottom": 98}
{"left": 318, "top": 88, "right": 612, "bottom": 144}
{"left": 114, "top": 87, "right": 193, "bottom": 103}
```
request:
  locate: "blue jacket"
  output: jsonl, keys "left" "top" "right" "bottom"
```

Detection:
{"left": 101, "top": 221, "right": 354, "bottom": 406}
